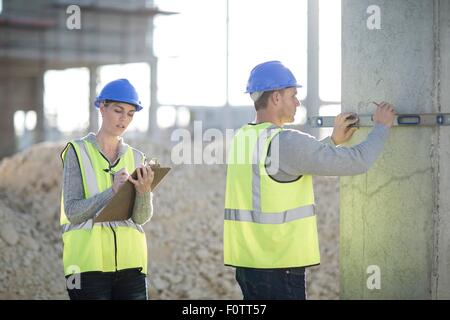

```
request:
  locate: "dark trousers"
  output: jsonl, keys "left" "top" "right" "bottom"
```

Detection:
{"left": 66, "top": 268, "right": 148, "bottom": 300}
{"left": 235, "top": 267, "right": 306, "bottom": 300}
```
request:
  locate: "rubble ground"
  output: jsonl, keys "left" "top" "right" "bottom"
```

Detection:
{"left": 0, "top": 139, "right": 339, "bottom": 299}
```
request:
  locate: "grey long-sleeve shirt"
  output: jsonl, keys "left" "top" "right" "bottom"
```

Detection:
{"left": 267, "top": 123, "right": 390, "bottom": 181}
{"left": 62, "top": 134, "right": 153, "bottom": 225}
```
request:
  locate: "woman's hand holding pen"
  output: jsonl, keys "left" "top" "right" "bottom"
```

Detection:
{"left": 129, "top": 165, "right": 154, "bottom": 194}
{"left": 112, "top": 168, "right": 130, "bottom": 194}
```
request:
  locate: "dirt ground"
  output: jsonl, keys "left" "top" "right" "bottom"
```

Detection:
{"left": 0, "top": 139, "right": 339, "bottom": 299}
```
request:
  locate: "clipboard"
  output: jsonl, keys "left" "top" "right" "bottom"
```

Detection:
{"left": 94, "top": 165, "right": 171, "bottom": 223}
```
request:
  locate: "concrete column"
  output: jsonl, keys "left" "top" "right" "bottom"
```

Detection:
{"left": 340, "top": 0, "right": 449, "bottom": 299}
{"left": 35, "top": 70, "right": 45, "bottom": 143}
{"left": 0, "top": 79, "right": 16, "bottom": 159}
{"left": 435, "top": 0, "right": 450, "bottom": 300}
{"left": 304, "top": 0, "right": 320, "bottom": 138}
{"left": 88, "top": 65, "right": 99, "bottom": 133}
{"left": 223, "top": 0, "right": 231, "bottom": 131}
{"left": 147, "top": 13, "right": 159, "bottom": 139}
{"left": 148, "top": 55, "right": 159, "bottom": 139}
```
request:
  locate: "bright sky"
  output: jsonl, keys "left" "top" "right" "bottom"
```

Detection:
{"left": 154, "top": 0, "right": 308, "bottom": 106}
{"left": 40, "top": 0, "right": 341, "bottom": 133}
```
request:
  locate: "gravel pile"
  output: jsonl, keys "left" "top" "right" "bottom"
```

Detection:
{"left": 0, "top": 139, "right": 339, "bottom": 299}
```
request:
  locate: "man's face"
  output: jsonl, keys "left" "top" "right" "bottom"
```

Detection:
{"left": 277, "top": 87, "right": 300, "bottom": 124}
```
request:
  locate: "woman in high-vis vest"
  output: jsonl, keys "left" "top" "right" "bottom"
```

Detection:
{"left": 61, "top": 79, "right": 154, "bottom": 300}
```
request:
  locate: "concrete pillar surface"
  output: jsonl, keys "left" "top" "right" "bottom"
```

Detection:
{"left": 341, "top": 0, "right": 449, "bottom": 299}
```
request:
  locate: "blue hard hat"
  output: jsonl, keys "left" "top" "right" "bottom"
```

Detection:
{"left": 94, "top": 79, "right": 143, "bottom": 111}
{"left": 245, "top": 60, "right": 302, "bottom": 93}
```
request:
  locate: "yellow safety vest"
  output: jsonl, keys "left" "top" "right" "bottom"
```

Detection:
{"left": 60, "top": 137, "right": 148, "bottom": 276}
{"left": 224, "top": 122, "right": 320, "bottom": 268}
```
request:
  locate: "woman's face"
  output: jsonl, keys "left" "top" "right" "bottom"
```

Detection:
{"left": 100, "top": 101, "right": 136, "bottom": 136}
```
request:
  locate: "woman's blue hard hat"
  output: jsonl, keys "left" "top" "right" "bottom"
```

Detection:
{"left": 94, "top": 79, "right": 143, "bottom": 111}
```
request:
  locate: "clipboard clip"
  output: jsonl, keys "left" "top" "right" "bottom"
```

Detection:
{"left": 145, "top": 157, "right": 160, "bottom": 168}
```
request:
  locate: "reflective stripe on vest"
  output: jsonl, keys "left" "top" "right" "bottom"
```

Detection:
{"left": 76, "top": 139, "right": 99, "bottom": 196}
{"left": 61, "top": 219, "right": 144, "bottom": 234}
{"left": 224, "top": 204, "right": 315, "bottom": 224}
{"left": 251, "top": 127, "right": 271, "bottom": 212}
{"left": 132, "top": 149, "right": 143, "bottom": 172}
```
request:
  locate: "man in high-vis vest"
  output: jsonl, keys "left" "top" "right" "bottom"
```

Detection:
{"left": 224, "top": 61, "right": 395, "bottom": 299}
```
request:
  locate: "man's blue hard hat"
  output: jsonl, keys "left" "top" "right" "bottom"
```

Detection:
{"left": 94, "top": 79, "right": 143, "bottom": 111}
{"left": 245, "top": 60, "right": 302, "bottom": 94}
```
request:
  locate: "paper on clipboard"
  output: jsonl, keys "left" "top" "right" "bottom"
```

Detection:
{"left": 94, "top": 165, "right": 170, "bottom": 223}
